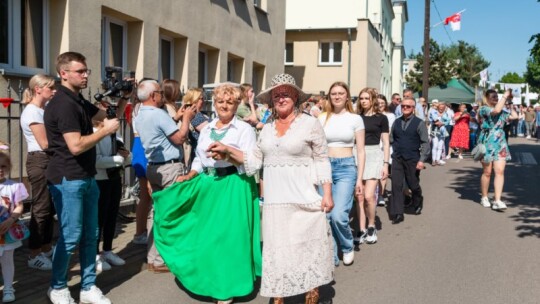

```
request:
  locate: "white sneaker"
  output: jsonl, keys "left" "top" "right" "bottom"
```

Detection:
{"left": 132, "top": 233, "right": 148, "bottom": 245}
{"left": 28, "top": 253, "right": 53, "bottom": 270}
{"left": 438, "top": 160, "right": 446, "bottom": 165}
{"left": 342, "top": 251, "right": 354, "bottom": 266}
{"left": 480, "top": 197, "right": 491, "bottom": 208}
{"left": 96, "top": 255, "right": 111, "bottom": 272}
{"left": 366, "top": 226, "right": 378, "bottom": 244}
{"left": 48, "top": 287, "right": 75, "bottom": 304}
{"left": 491, "top": 200, "right": 507, "bottom": 211}
{"left": 80, "top": 286, "right": 111, "bottom": 304}
{"left": 445, "top": 154, "right": 451, "bottom": 160}
{"left": 3, "top": 287, "right": 15, "bottom": 303}
{"left": 354, "top": 230, "right": 367, "bottom": 245}
{"left": 377, "top": 198, "right": 386, "bottom": 207}
{"left": 101, "top": 251, "right": 126, "bottom": 266}
{"left": 526, "top": 135, "right": 531, "bottom": 139}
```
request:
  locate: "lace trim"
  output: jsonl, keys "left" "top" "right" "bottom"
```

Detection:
{"left": 260, "top": 203, "right": 334, "bottom": 297}
{"left": 243, "top": 150, "right": 260, "bottom": 176}
{"left": 263, "top": 157, "right": 312, "bottom": 166}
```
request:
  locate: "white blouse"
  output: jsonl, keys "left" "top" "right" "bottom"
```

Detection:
{"left": 245, "top": 114, "right": 332, "bottom": 205}
{"left": 191, "top": 116, "right": 256, "bottom": 174}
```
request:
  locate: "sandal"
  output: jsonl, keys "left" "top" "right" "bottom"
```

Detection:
{"left": 305, "top": 288, "right": 319, "bottom": 304}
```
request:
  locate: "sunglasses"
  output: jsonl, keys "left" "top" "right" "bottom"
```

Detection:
{"left": 402, "top": 105, "right": 414, "bottom": 109}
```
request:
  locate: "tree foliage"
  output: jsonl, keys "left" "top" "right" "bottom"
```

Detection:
{"left": 444, "top": 41, "right": 490, "bottom": 87}
{"left": 405, "top": 39, "right": 456, "bottom": 93}
{"left": 500, "top": 72, "right": 525, "bottom": 83}
{"left": 525, "top": 33, "right": 540, "bottom": 91}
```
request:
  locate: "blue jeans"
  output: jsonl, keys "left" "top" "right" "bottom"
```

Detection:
{"left": 321, "top": 157, "right": 357, "bottom": 264}
{"left": 48, "top": 177, "right": 99, "bottom": 291}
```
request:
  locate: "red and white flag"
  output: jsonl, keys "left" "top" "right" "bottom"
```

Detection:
{"left": 444, "top": 13, "right": 461, "bottom": 31}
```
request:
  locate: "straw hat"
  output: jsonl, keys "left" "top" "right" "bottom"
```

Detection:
{"left": 256, "top": 73, "right": 311, "bottom": 105}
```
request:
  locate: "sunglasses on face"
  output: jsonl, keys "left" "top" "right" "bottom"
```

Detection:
{"left": 402, "top": 105, "right": 414, "bottom": 109}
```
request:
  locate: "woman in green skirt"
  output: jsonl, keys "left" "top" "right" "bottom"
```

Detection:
{"left": 152, "top": 84, "right": 261, "bottom": 304}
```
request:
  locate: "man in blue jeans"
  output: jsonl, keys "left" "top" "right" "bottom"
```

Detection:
{"left": 44, "top": 52, "right": 126, "bottom": 304}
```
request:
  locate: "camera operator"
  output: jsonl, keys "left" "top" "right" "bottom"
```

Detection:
{"left": 133, "top": 79, "right": 192, "bottom": 273}
{"left": 44, "top": 52, "right": 130, "bottom": 304}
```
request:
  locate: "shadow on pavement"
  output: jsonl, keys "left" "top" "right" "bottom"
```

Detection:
{"left": 446, "top": 143, "right": 540, "bottom": 239}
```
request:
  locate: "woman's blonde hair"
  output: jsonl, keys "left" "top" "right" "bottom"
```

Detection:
{"left": 182, "top": 88, "right": 203, "bottom": 105}
{"left": 323, "top": 81, "right": 354, "bottom": 125}
{"left": 357, "top": 87, "right": 381, "bottom": 115}
{"left": 22, "top": 74, "right": 55, "bottom": 104}
{"left": 213, "top": 84, "right": 241, "bottom": 105}
{"left": 239, "top": 83, "right": 253, "bottom": 103}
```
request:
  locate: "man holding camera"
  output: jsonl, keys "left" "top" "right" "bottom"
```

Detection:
{"left": 44, "top": 51, "right": 128, "bottom": 304}
{"left": 133, "top": 79, "right": 193, "bottom": 273}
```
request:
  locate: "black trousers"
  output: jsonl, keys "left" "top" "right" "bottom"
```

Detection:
{"left": 390, "top": 157, "right": 423, "bottom": 216}
{"left": 97, "top": 178, "right": 122, "bottom": 252}
{"left": 26, "top": 152, "right": 55, "bottom": 250}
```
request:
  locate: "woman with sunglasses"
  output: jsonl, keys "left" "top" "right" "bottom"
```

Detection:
{"left": 356, "top": 88, "right": 389, "bottom": 244}
{"left": 478, "top": 89, "right": 517, "bottom": 210}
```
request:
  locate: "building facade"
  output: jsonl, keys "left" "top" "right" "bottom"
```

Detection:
{"left": 284, "top": 0, "right": 407, "bottom": 98}
{"left": 0, "top": 0, "right": 285, "bottom": 178}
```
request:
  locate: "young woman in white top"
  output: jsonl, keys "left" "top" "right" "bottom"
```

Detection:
{"left": 20, "top": 74, "right": 56, "bottom": 271}
{"left": 319, "top": 81, "right": 365, "bottom": 266}
{"left": 356, "top": 88, "right": 390, "bottom": 245}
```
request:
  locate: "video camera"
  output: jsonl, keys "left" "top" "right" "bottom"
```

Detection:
{"left": 94, "top": 66, "right": 134, "bottom": 108}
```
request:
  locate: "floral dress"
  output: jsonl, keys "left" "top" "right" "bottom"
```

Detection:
{"left": 478, "top": 106, "right": 511, "bottom": 162}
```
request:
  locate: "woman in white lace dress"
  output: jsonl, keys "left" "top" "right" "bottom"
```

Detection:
{"left": 208, "top": 74, "right": 334, "bottom": 304}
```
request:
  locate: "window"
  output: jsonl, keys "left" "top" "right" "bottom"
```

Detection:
{"left": 102, "top": 16, "right": 127, "bottom": 77}
{"left": 159, "top": 36, "right": 174, "bottom": 80}
{"left": 285, "top": 42, "right": 293, "bottom": 65}
{"left": 319, "top": 42, "right": 342, "bottom": 65}
{"left": 0, "top": 0, "right": 49, "bottom": 75}
{"left": 198, "top": 50, "right": 207, "bottom": 87}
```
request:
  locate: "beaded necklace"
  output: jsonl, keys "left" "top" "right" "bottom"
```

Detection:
{"left": 210, "top": 127, "right": 229, "bottom": 142}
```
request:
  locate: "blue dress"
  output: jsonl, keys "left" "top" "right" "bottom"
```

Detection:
{"left": 478, "top": 106, "right": 511, "bottom": 162}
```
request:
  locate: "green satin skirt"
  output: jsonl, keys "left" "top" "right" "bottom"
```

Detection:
{"left": 152, "top": 173, "right": 262, "bottom": 300}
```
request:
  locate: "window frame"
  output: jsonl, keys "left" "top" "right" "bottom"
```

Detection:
{"left": 284, "top": 42, "right": 294, "bottom": 66}
{"left": 318, "top": 41, "right": 343, "bottom": 66}
{"left": 158, "top": 35, "right": 174, "bottom": 81}
{"left": 0, "top": 0, "right": 50, "bottom": 76}
{"left": 101, "top": 16, "right": 128, "bottom": 79}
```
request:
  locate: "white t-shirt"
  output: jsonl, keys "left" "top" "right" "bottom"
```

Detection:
{"left": 318, "top": 112, "right": 364, "bottom": 148}
{"left": 20, "top": 104, "right": 45, "bottom": 152}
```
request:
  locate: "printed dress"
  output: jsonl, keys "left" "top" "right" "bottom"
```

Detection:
{"left": 0, "top": 180, "right": 29, "bottom": 253}
{"left": 449, "top": 112, "right": 470, "bottom": 150}
{"left": 244, "top": 114, "right": 334, "bottom": 297}
{"left": 478, "top": 106, "right": 511, "bottom": 162}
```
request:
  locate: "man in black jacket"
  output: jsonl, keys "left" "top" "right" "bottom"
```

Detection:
{"left": 389, "top": 97, "right": 430, "bottom": 224}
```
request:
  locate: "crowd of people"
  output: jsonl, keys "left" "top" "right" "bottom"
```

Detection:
{"left": 0, "top": 49, "right": 526, "bottom": 304}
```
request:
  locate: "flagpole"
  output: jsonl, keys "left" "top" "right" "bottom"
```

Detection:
{"left": 422, "top": 0, "right": 431, "bottom": 101}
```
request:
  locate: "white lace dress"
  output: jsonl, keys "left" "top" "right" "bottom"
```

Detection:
{"left": 244, "top": 114, "right": 334, "bottom": 297}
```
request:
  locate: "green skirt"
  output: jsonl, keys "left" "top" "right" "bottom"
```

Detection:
{"left": 152, "top": 173, "right": 262, "bottom": 300}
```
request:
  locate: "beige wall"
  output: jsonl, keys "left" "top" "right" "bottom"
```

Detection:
{"left": 285, "top": 19, "right": 381, "bottom": 97}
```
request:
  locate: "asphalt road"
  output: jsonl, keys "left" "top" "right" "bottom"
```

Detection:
{"left": 105, "top": 137, "right": 540, "bottom": 304}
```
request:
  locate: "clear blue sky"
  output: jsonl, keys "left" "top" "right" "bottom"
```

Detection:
{"left": 404, "top": 0, "right": 540, "bottom": 82}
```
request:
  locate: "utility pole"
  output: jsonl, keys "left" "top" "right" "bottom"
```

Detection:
{"left": 422, "top": 0, "right": 430, "bottom": 100}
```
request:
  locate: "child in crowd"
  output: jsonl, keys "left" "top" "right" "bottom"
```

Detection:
{"left": 93, "top": 118, "right": 131, "bottom": 272}
{"left": 0, "top": 143, "right": 28, "bottom": 302}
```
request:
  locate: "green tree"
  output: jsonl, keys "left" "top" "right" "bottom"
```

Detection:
{"left": 500, "top": 72, "right": 525, "bottom": 83}
{"left": 525, "top": 33, "right": 540, "bottom": 91}
{"left": 444, "top": 40, "right": 490, "bottom": 87}
{"left": 405, "top": 39, "right": 456, "bottom": 93}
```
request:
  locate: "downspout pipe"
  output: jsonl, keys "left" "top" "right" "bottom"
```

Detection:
{"left": 347, "top": 28, "right": 352, "bottom": 88}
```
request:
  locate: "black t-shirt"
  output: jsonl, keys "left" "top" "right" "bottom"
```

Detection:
{"left": 44, "top": 85, "right": 99, "bottom": 184}
{"left": 360, "top": 113, "right": 389, "bottom": 145}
